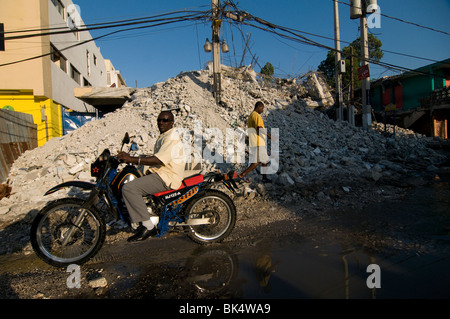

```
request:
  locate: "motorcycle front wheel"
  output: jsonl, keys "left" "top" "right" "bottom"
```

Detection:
{"left": 30, "top": 197, "right": 106, "bottom": 268}
{"left": 184, "top": 190, "right": 236, "bottom": 244}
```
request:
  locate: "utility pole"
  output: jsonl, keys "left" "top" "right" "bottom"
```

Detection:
{"left": 204, "top": 0, "right": 231, "bottom": 104}
{"left": 349, "top": 46, "right": 355, "bottom": 125}
{"left": 350, "top": 0, "right": 373, "bottom": 131}
{"left": 211, "top": 0, "right": 222, "bottom": 104}
{"left": 334, "top": 0, "right": 344, "bottom": 121}
{"left": 360, "top": 11, "right": 371, "bottom": 130}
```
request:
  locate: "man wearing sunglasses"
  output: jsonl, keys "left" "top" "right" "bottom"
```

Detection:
{"left": 117, "top": 111, "right": 185, "bottom": 242}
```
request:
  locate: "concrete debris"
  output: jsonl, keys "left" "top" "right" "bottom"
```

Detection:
{"left": 0, "top": 66, "right": 446, "bottom": 226}
{"left": 74, "top": 86, "right": 136, "bottom": 100}
{"left": 87, "top": 274, "right": 108, "bottom": 289}
{"left": 276, "top": 172, "right": 295, "bottom": 186}
{"left": 303, "top": 71, "right": 334, "bottom": 108}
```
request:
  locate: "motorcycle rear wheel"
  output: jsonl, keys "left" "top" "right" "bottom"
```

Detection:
{"left": 30, "top": 197, "right": 106, "bottom": 268}
{"left": 184, "top": 190, "right": 236, "bottom": 244}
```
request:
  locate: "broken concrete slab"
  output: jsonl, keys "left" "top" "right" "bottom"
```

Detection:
{"left": 0, "top": 66, "right": 446, "bottom": 227}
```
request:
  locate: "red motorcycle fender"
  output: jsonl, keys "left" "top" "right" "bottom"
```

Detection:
{"left": 44, "top": 181, "right": 96, "bottom": 196}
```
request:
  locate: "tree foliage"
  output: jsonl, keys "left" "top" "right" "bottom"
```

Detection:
{"left": 260, "top": 62, "right": 274, "bottom": 77}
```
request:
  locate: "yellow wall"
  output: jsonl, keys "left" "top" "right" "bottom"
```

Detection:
{"left": 0, "top": 90, "right": 62, "bottom": 146}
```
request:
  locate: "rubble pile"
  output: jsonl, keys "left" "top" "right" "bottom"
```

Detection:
{"left": 0, "top": 65, "right": 446, "bottom": 226}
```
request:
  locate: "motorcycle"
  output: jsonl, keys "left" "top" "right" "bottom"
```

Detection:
{"left": 30, "top": 133, "right": 239, "bottom": 268}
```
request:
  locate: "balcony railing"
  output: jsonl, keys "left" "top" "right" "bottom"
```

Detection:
{"left": 420, "top": 86, "right": 450, "bottom": 108}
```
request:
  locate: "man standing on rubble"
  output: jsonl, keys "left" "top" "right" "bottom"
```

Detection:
{"left": 238, "top": 101, "right": 273, "bottom": 183}
{"left": 117, "top": 110, "right": 185, "bottom": 242}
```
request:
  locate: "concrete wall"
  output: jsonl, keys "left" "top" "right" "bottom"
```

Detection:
{"left": 0, "top": 0, "right": 112, "bottom": 145}
{"left": 48, "top": 0, "right": 107, "bottom": 112}
{"left": 0, "top": 0, "right": 107, "bottom": 113}
{"left": 0, "top": 0, "right": 51, "bottom": 97}
{"left": 105, "top": 59, "right": 127, "bottom": 88}
{"left": 0, "top": 90, "right": 62, "bottom": 146}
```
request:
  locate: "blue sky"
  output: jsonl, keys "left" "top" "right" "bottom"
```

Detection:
{"left": 72, "top": 0, "right": 450, "bottom": 88}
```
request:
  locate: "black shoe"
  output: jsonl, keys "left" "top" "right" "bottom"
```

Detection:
{"left": 127, "top": 225, "right": 158, "bottom": 242}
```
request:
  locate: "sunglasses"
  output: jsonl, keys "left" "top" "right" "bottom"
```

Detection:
{"left": 157, "top": 118, "right": 173, "bottom": 123}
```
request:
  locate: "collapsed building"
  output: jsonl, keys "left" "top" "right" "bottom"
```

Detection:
{"left": 0, "top": 66, "right": 446, "bottom": 226}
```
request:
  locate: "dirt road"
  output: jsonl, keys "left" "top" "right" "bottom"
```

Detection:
{"left": 1, "top": 158, "right": 449, "bottom": 299}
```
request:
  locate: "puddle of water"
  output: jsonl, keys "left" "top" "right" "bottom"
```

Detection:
{"left": 224, "top": 172, "right": 450, "bottom": 299}
{"left": 107, "top": 237, "right": 450, "bottom": 299}
{"left": 228, "top": 241, "right": 450, "bottom": 299}
{"left": 0, "top": 170, "right": 449, "bottom": 299}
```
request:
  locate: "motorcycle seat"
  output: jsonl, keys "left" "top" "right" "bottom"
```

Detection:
{"left": 153, "top": 173, "right": 204, "bottom": 197}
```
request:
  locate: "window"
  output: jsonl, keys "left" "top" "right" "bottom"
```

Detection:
{"left": 50, "top": 44, "right": 67, "bottom": 73}
{"left": 83, "top": 78, "right": 91, "bottom": 87}
{"left": 93, "top": 55, "right": 97, "bottom": 66}
{"left": 68, "top": 22, "right": 80, "bottom": 40}
{"left": 51, "top": 0, "right": 65, "bottom": 18}
{"left": 0, "top": 23, "right": 4, "bottom": 51}
{"left": 70, "top": 64, "right": 81, "bottom": 84}
{"left": 86, "top": 50, "right": 91, "bottom": 76}
{"left": 67, "top": 13, "right": 80, "bottom": 40}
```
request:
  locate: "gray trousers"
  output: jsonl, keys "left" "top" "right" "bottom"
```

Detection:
{"left": 121, "top": 173, "right": 170, "bottom": 224}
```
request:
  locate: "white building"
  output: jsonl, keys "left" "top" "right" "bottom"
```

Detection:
{"left": 0, "top": 0, "right": 126, "bottom": 145}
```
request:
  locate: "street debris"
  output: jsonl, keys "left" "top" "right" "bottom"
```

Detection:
{"left": 0, "top": 65, "right": 446, "bottom": 232}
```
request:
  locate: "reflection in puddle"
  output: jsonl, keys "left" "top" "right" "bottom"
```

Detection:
{"left": 106, "top": 236, "right": 449, "bottom": 299}
{"left": 230, "top": 240, "right": 380, "bottom": 299}
{"left": 104, "top": 169, "right": 450, "bottom": 300}
{"left": 185, "top": 247, "right": 239, "bottom": 295}
{"left": 197, "top": 171, "right": 449, "bottom": 299}
{"left": 179, "top": 239, "right": 450, "bottom": 299}
{"left": 1, "top": 229, "right": 449, "bottom": 299}
{"left": 0, "top": 171, "right": 449, "bottom": 298}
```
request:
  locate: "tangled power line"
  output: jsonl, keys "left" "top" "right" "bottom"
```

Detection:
{"left": 0, "top": 10, "right": 210, "bottom": 67}
{"left": 0, "top": 2, "right": 447, "bottom": 79}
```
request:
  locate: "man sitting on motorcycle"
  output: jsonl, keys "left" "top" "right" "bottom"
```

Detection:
{"left": 117, "top": 110, "right": 185, "bottom": 242}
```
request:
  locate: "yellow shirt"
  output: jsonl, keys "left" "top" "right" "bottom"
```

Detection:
{"left": 148, "top": 128, "right": 185, "bottom": 189}
{"left": 248, "top": 111, "right": 266, "bottom": 147}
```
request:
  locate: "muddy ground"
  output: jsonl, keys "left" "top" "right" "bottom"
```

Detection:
{"left": 0, "top": 151, "right": 449, "bottom": 300}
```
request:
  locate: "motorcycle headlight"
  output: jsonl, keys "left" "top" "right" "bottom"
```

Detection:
{"left": 99, "top": 149, "right": 111, "bottom": 161}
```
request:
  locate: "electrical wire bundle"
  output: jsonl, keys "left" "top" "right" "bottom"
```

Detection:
{"left": 1, "top": 1, "right": 447, "bottom": 79}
